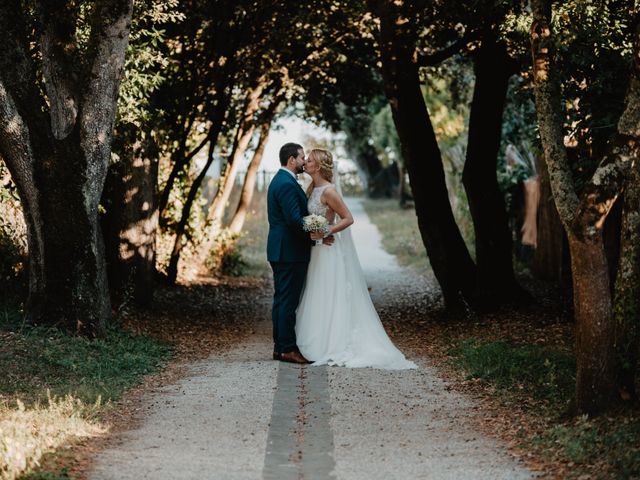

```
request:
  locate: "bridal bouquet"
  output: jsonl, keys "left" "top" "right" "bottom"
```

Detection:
{"left": 303, "top": 214, "right": 329, "bottom": 245}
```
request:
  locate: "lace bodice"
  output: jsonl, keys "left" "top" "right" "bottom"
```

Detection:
{"left": 307, "top": 184, "right": 335, "bottom": 223}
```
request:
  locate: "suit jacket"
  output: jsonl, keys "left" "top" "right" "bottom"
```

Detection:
{"left": 267, "top": 169, "right": 311, "bottom": 263}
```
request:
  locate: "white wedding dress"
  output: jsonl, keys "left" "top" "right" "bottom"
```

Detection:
{"left": 295, "top": 184, "right": 417, "bottom": 370}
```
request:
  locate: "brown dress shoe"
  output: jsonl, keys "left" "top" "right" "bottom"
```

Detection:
{"left": 279, "top": 350, "right": 310, "bottom": 364}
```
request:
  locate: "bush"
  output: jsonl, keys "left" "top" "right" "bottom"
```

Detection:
{"left": 206, "top": 229, "right": 247, "bottom": 276}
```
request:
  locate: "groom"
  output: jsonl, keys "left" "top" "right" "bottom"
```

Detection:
{"left": 267, "top": 142, "right": 331, "bottom": 364}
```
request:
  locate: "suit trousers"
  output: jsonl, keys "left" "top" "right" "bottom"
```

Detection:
{"left": 270, "top": 261, "right": 309, "bottom": 353}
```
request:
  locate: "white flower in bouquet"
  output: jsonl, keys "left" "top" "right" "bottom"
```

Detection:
{"left": 303, "top": 214, "right": 329, "bottom": 245}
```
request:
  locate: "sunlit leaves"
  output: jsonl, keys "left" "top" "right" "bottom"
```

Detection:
{"left": 117, "top": 0, "right": 185, "bottom": 126}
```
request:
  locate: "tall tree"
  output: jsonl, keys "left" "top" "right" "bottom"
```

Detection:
{"left": 228, "top": 97, "right": 283, "bottom": 235}
{"left": 102, "top": 0, "right": 182, "bottom": 307}
{"left": 0, "top": 0, "right": 134, "bottom": 336}
{"left": 368, "top": 0, "right": 477, "bottom": 309}
{"left": 530, "top": 0, "right": 639, "bottom": 413}
{"left": 462, "top": 34, "right": 528, "bottom": 308}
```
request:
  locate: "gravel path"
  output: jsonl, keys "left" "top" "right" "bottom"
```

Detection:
{"left": 89, "top": 198, "right": 536, "bottom": 480}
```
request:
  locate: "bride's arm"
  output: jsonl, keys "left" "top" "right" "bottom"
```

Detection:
{"left": 323, "top": 187, "right": 354, "bottom": 235}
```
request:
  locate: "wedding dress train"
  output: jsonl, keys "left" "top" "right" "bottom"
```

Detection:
{"left": 295, "top": 184, "right": 417, "bottom": 370}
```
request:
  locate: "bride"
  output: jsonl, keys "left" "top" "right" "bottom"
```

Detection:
{"left": 295, "top": 148, "right": 417, "bottom": 370}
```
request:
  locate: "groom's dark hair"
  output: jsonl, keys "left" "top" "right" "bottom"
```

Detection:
{"left": 279, "top": 142, "right": 303, "bottom": 166}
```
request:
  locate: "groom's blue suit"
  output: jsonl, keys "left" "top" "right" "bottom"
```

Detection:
{"left": 267, "top": 169, "right": 312, "bottom": 353}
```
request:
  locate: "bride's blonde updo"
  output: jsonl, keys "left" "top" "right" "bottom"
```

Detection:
{"left": 309, "top": 148, "right": 334, "bottom": 182}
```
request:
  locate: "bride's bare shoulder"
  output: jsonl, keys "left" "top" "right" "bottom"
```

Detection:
{"left": 321, "top": 184, "right": 340, "bottom": 200}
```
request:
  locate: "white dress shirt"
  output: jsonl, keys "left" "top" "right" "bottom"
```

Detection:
{"left": 279, "top": 166, "right": 298, "bottom": 180}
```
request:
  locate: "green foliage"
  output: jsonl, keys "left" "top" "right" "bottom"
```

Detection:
{"left": 21, "top": 469, "right": 70, "bottom": 480}
{"left": 206, "top": 229, "right": 247, "bottom": 277}
{"left": 0, "top": 306, "right": 173, "bottom": 406}
{"left": 451, "top": 338, "right": 575, "bottom": 408}
{"left": 553, "top": 0, "right": 633, "bottom": 164}
{"left": 0, "top": 162, "right": 27, "bottom": 298}
{"left": 117, "top": 0, "right": 184, "bottom": 127}
{"left": 534, "top": 415, "right": 640, "bottom": 478}
{"left": 292, "top": 1, "right": 382, "bottom": 128}
{"left": 370, "top": 104, "right": 401, "bottom": 167}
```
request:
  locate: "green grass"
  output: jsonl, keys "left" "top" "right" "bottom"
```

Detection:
{"left": 450, "top": 338, "right": 640, "bottom": 478}
{"left": 20, "top": 469, "right": 70, "bottom": 480}
{"left": 361, "top": 198, "right": 432, "bottom": 273}
{"left": 0, "top": 305, "right": 173, "bottom": 406}
{"left": 0, "top": 302, "right": 173, "bottom": 479}
{"left": 534, "top": 415, "right": 640, "bottom": 478}
{"left": 451, "top": 338, "right": 575, "bottom": 409}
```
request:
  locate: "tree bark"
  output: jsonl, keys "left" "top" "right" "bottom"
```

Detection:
{"left": 0, "top": 1, "right": 133, "bottom": 336}
{"left": 533, "top": 156, "right": 566, "bottom": 281}
{"left": 462, "top": 36, "right": 527, "bottom": 309}
{"left": 204, "top": 84, "right": 264, "bottom": 231}
{"left": 612, "top": 9, "right": 640, "bottom": 405}
{"left": 228, "top": 115, "right": 274, "bottom": 234}
{"left": 369, "top": 0, "right": 476, "bottom": 309}
{"left": 568, "top": 232, "right": 617, "bottom": 412}
{"left": 613, "top": 136, "right": 640, "bottom": 403}
{"left": 158, "top": 117, "right": 208, "bottom": 219}
{"left": 531, "top": 0, "right": 640, "bottom": 413}
{"left": 102, "top": 126, "right": 159, "bottom": 307}
{"left": 166, "top": 138, "right": 216, "bottom": 283}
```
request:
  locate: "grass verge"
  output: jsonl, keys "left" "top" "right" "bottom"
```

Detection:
{"left": 451, "top": 338, "right": 575, "bottom": 409}
{"left": 361, "top": 198, "right": 431, "bottom": 273}
{"left": 452, "top": 338, "right": 640, "bottom": 478}
{"left": 0, "top": 301, "right": 172, "bottom": 480}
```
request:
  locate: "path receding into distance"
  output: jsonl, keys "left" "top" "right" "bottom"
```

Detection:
{"left": 89, "top": 198, "right": 537, "bottom": 480}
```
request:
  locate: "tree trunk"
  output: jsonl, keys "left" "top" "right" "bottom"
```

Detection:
{"left": 205, "top": 85, "right": 264, "bottom": 231}
{"left": 162, "top": 88, "right": 232, "bottom": 283}
{"left": 103, "top": 126, "right": 159, "bottom": 307}
{"left": 462, "top": 36, "right": 527, "bottom": 309}
{"left": 613, "top": 156, "right": 640, "bottom": 402}
{"left": 533, "top": 155, "right": 566, "bottom": 281}
{"left": 370, "top": 0, "right": 476, "bottom": 309}
{"left": 207, "top": 124, "right": 254, "bottom": 225}
{"left": 531, "top": 0, "right": 640, "bottom": 413}
{"left": 158, "top": 120, "right": 209, "bottom": 219}
{"left": 568, "top": 233, "right": 617, "bottom": 412}
{"left": 166, "top": 139, "right": 216, "bottom": 283}
{"left": 228, "top": 119, "right": 272, "bottom": 234}
{"left": 0, "top": 1, "right": 133, "bottom": 336}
